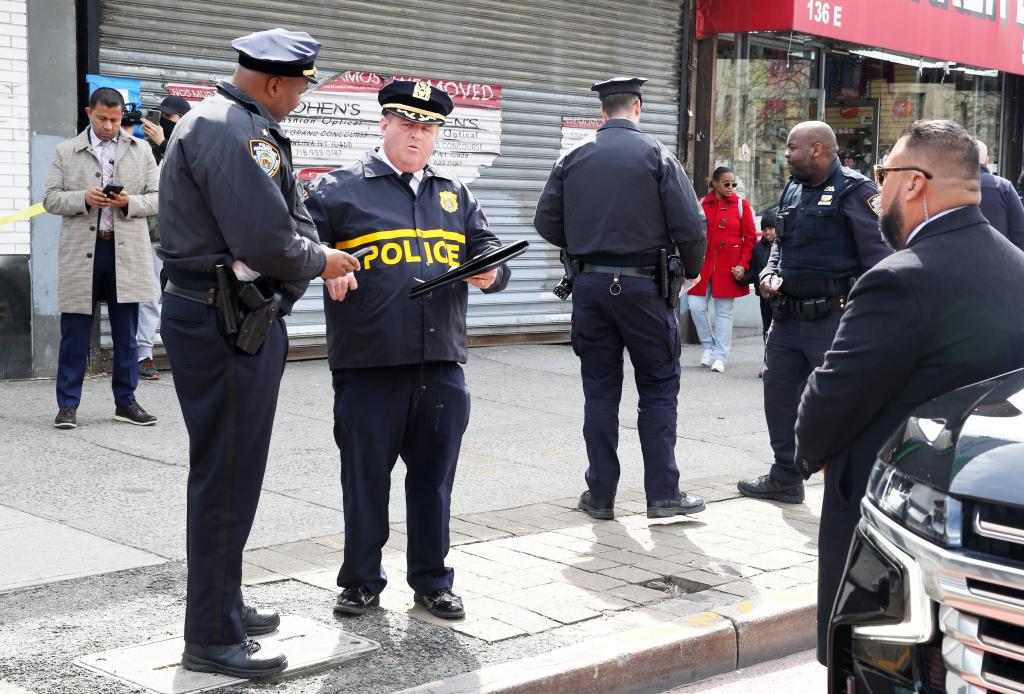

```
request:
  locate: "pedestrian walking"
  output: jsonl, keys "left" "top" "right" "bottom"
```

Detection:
{"left": 741, "top": 208, "right": 777, "bottom": 377}
{"left": 534, "top": 76, "right": 707, "bottom": 521}
{"left": 976, "top": 140, "right": 1024, "bottom": 250}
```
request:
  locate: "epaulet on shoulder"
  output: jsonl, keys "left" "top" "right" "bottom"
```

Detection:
{"left": 840, "top": 165, "right": 871, "bottom": 184}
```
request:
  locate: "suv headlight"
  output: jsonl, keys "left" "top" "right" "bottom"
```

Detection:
{"left": 866, "top": 461, "right": 962, "bottom": 547}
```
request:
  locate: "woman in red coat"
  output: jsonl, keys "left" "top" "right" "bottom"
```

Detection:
{"left": 685, "top": 167, "right": 756, "bottom": 372}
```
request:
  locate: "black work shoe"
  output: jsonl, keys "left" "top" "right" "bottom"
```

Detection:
{"left": 333, "top": 585, "right": 379, "bottom": 616}
{"left": 414, "top": 588, "right": 465, "bottom": 619}
{"left": 138, "top": 358, "right": 160, "bottom": 381}
{"left": 241, "top": 604, "right": 280, "bottom": 636}
{"left": 737, "top": 474, "right": 805, "bottom": 504}
{"left": 577, "top": 490, "right": 614, "bottom": 520}
{"left": 181, "top": 640, "right": 287, "bottom": 679}
{"left": 54, "top": 407, "right": 77, "bottom": 429}
{"left": 647, "top": 493, "right": 706, "bottom": 518}
{"left": 114, "top": 401, "right": 158, "bottom": 426}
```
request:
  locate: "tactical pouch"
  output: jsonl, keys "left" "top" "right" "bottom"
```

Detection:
{"left": 235, "top": 292, "right": 281, "bottom": 355}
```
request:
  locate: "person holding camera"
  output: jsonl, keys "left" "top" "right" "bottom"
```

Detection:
{"left": 42, "top": 87, "right": 160, "bottom": 429}
{"left": 133, "top": 95, "right": 193, "bottom": 381}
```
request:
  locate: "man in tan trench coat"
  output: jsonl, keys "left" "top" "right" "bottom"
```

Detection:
{"left": 43, "top": 87, "right": 159, "bottom": 429}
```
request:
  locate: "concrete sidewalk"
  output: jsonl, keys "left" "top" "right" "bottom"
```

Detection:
{"left": 0, "top": 333, "right": 826, "bottom": 693}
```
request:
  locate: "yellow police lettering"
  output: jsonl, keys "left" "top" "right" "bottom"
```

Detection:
{"left": 381, "top": 242, "right": 403, "bottom": 265}
{"left": 446, "top": 243, "right": 460, "bottom": 266}
{"left": 402, "top": 240, "right": 422, "bottom": 262}
{"left": 433, "top": 241, "right": 449, "bottom": 264}
{"left": 360, "top": 246, "right": 380, "bottom": 269}
{"left": 424, "top": 240, "right": 435, "bottom": 264}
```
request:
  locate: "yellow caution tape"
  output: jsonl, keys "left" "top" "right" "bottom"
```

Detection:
{"left": 0, "top": 202, "right": 46, "bottom": 227}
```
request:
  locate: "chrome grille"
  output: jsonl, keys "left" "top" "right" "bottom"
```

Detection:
{"left": 964, "top": 502, "right": 1024, "bottom": 565}
{"left": 942, "top": 604, "right": 1024, "bottom": 693}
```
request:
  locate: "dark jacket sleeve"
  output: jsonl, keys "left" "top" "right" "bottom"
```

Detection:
{"left": 794, "top": 265, "right": 924, "bottom": 475}
{"left": 1001, "top": 179, "right": 1024, "bottom": 252}
{"left": 659, "top": 150, "right": 707, "bottom": 278}
{"left": 187, "top": 123, "right": 326, "bottom": 281}
{"left": 759, "top": 239, "right": 781, "bottom": 282}
{"left": 843, "top": 180, "right": 892, "bottom": 269}
{"left": 465, "top": 186, "right": 510, "bottom": 294}
{"left": 304, "top": 178, "right": 334, "bottom": 246}
{"left": 533, "top": 159, "right": 566, "bottom": 248}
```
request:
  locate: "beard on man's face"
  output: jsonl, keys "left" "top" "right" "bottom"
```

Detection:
{"left": 879, "top": 197, "right": 905, "bottom": 250}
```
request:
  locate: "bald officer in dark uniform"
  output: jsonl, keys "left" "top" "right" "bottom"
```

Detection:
{"left": 158, "top": 29, "right": 358, "bottom": 678}
{"left": 534, "top": 77, "right": 707, "bottom": 521}
{"left": 737, "top": 121, "right": 891, "bottom": 505}
{"left": 305, "top": 80, "right": 510, "bottom": 622}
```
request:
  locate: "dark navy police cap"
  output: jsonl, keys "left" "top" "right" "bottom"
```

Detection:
{"left": 231, "top": 28, "right": 321, "bottom": 84}
{"left": 378, "top": 80, "right": 455, "bottom": 125}
{"left": 159, "top": 95, "right": 191, "bottom": 116}
{"left": 591, "top": 77, "right": 648, "bottom": 102}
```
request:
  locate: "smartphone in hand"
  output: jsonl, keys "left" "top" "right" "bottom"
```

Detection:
{"left": 146, "top": 110, "right": 162, "bottom": 124}
{"left": 102, "top": 184, "right": 124, "bottom": 199}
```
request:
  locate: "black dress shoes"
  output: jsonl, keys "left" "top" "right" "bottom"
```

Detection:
{"left": 181, "top": 640, "right": 287, "bottom": 679}
{"left": 54, "top": 407, "right": 77, "bottom": 429}
{"left": 114, "top": 401, "right": 158, "bottom": 426}
{"left": 414, "top": 588, "right": 465, "bottom": 619}
{"left": 647, "top": 493, "right": 706, "bottom": 518}
{"left": 737, "top": 474, "right": 805, "bottom": 504}
{"left": 333, "top": 585, "right": 379, "bottom": 615}
{"left": 241, "top": 604, "right": 280, "bottom": 636}
{"left": 577, "top": 490, "right": 614, "bottom": 520}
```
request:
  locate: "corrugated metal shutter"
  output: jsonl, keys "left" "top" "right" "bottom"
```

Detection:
{"left": 97, "top": 0, "right": 684, "bottom": 353}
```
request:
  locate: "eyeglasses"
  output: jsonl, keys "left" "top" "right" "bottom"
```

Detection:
{"left": 873, "top": 165, "right": 934, "bottom": 186}
{"left": 720, "top": 181, "right": 738, "bottom": 188}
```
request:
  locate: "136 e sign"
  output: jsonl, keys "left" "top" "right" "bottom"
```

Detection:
{"left": 807, "top": 0, "right": 843, "bottom": 27}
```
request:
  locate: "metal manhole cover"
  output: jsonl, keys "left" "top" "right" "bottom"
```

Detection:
{"left": 74, "top": 615, "right": 379, "bottom": 693}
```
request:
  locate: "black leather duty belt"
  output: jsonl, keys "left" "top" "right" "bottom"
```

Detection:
{"left": 580, "top": 264, "right": 656, "bottom": 279}
{"left": 778, "top": 294, "right": 846, "bottom": 320}
{"left": 164, "top": 279, "right": 219, "bottom": 306}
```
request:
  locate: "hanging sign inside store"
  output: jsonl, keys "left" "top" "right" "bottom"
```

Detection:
{"left": 165, "top": 72, "right": 504, "bottom": 183}
{"left": 697, "top": 0, "right": 1024, "bottom": 76}
{"left": 558, "top": 117, "right": 602, "bottom": 157}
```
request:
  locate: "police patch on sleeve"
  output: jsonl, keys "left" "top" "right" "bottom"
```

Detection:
{"left": 867, "top": 193, "right": 882, "bottom": 218}
{"left": 439, "top": 190, "right": 459, "bottom": 213}
{"left": 249, "top": 140, "right": 281, "bottom": 177}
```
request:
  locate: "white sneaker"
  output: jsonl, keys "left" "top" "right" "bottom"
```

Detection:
{"left": 700, "top": 350, "right": 713, "bottom": 367}
{"left": 710, "top": 360, "right": 725, "bottom": 373}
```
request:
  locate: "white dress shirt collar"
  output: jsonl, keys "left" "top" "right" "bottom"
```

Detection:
{"left": 905, "top": 206, "right": 966, "bottom": 245}
{"left": 377, "top": 146, "right": 424, "bottom": 193}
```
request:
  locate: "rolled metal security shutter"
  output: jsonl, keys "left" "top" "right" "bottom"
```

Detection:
{"left": 97, "top": 0, "right": 685, "bottom": 353}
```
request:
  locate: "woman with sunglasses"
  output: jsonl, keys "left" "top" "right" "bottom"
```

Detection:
{"left": 685, "top": 166, "right": 756, "bottom": 373}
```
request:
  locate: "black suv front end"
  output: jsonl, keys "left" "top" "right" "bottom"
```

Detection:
{"left": 828, "top": 368, "right": 1024, "bottom": 693}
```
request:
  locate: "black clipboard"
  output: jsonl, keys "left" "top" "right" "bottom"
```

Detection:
{"left": 408, "top": 240, "right": 529, "bottom": 298}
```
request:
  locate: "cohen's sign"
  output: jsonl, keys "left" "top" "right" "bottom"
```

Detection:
{"left": 697, "top": 0, "right": 1024, "bottom": 76}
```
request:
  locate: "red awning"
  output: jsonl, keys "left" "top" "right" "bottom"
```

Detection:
{"left": 697, "top": 0, "right": 1024, "bottom": 77}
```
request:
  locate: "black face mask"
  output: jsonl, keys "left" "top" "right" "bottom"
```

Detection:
{"left": 160, "top": 116, "right": 176, "bottom": 142}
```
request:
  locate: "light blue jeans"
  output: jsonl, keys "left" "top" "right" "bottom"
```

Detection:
{"left": 686, "top": 284, "right": 734, "bottom": 362}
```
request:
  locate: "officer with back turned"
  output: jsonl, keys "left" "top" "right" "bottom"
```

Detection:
{"left": 534, "top": 77, "right": 707, "bottom": 521}
{"left": 736, "top": 121, "right": 891, "bottom": 505}
{"left": 157, "top": 28, "right": 359, "bottom": 678}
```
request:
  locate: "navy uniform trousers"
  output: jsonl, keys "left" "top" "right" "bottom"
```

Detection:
{"left": 160, "top": 293, "right": 288, "bottom": 645}
{"left": 763, "top": 311, "right": 843, "bottom": 486}
{"left": 332, "top": 363, "right": 470, "bottom": 597}
{"left": 571, "top": 272, "right": 682, "bottom": 504}
{"left": 56, "top": 237, "right": 139, "bottom": 408}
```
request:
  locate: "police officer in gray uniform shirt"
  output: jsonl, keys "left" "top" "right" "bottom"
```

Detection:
{"left": 158, "top": 28, "right": 358, "bottom": 678}
{"left": 535, "top": 77, "right": 707, "bottom": 521}
{"left": 737, "top": 121, "right": 891, "bottom": 505}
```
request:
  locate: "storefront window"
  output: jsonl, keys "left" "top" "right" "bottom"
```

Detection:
{"left": 713, "top": 37, "right": 819, "bottom": 213}
{"left": 713, "top": 36, "right": 1005, "bottom": 215}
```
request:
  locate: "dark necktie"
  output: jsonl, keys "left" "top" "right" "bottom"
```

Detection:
{"left": 399, "top": 171, "right": 415, "bottom": 195}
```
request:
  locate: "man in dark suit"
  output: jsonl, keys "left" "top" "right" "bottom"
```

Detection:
{"left": 976, "top": 140, "right": 1024, "bottom": 250}
{"left": 794, "top": 119, "right": 1024, "bottom": 664}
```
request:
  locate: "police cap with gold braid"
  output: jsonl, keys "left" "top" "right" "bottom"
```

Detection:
{"left": 378, "top": 80, "right": 454, "bottom": 126}
{"left": 231, "top": 28, "right": 321, "bottom": 84}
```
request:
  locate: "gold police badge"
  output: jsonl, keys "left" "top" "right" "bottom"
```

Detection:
{"left": 249, "top": 140, "right": 281, "bottom": 177}
{"left": 439, "top": 190, "right": 459, "bottom": 213}
{"left": 413, "top": 81, "right": 432, "bottom": 101}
